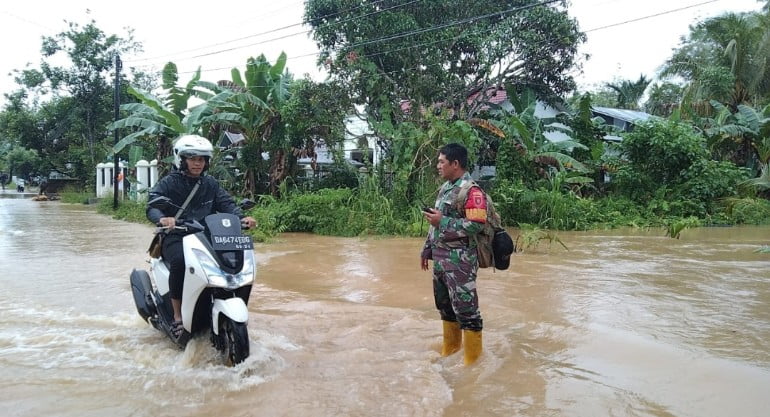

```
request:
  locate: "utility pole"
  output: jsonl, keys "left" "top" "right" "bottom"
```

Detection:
{"left": 113, "top": 54, "right": 122, "bottom": 209}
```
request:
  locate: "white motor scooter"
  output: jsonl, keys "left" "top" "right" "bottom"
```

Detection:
{"left": 130, "top": 196, "right": 257, "bottom": 366}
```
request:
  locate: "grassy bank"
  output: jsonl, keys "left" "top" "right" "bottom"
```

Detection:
{"left": 79, "top": 184, "right": 770, "bottom": 244}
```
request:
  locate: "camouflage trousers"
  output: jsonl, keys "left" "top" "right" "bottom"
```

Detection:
{"left": 432, "top": 248, "right": 483, "bottom": 331}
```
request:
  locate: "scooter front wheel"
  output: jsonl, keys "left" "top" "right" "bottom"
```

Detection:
{"left": 221, "top": 318, "right": 249, "bottom": 366}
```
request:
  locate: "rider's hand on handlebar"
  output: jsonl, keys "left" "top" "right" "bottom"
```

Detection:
{"left": 159, "top": 217, "right": 176, "bottom": 230}
{"left": 241, "top": 216, "right": 257, "bottom": 229}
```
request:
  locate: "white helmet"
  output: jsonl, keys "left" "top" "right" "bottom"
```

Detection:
{"left": 173, "top": 135, "right": 213, "bottom": 171}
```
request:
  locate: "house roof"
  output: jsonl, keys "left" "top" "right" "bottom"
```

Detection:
{"left": 400, "top": 87, "right": 512, "bottom": 113}
{"left": 591, "top": 107, "right": 652, "bottom": 124}
{"left": 219, "top": 131, "right": 245, "bottom": 147}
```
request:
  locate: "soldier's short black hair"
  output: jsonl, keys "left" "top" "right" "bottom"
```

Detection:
{"left": 439, "top": 143, "right": 468, "bottom": 169}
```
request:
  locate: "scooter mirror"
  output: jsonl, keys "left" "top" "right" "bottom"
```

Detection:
{"left": 239, "top": 199, "right": 256, "bottom": 210}
{"left": 148, "top": 196, "right": 173, "bottom": 210}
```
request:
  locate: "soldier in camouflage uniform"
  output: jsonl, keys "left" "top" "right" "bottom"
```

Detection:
{"left": 420, "top": 143, "right": 487, "bottom": 365}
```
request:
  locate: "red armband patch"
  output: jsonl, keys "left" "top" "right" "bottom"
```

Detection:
{"left": 465, "top": 187, "right": 487, "bottom": 223}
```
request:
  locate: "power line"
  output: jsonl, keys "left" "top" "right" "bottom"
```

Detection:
{"left": 131, "top": 0, "right": 556, "bottom": 71}
{"left": 342, "top": 0, "right": 561, "bottom": 50}
{"left": 161, "top": 0, "right": 730, "bottom": 87}
{"left": 168, "top": 11, "right": 564, "bottom": 89}
{"left": 127, "top": 0, "right": 404, "bottom": 64}
{"left": 583, "top": 0, "right": 719, "bottom": 33}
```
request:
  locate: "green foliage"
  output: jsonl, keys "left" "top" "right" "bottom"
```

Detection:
{"left": 96, "top": 196, "right": 150, "bottom": 224}
{"left": 678, "top": 159, "right": 750, "bottom": 204}
{"left": 495, "top": 89, "right": 589, "bottom": 190}
{"left": 59, "top": 187, "right": 93, "bottom": 204}
{"left": 376, "top": 111, "right": 481, "bottom": 205}
{"left": 281, "top": 78, "right": 352, "bottom": 151}
{"left": 242, "top": 195, "right": 286, "bottom": 243}
{"left": 621, "top": 119, "right": 709, "bottom": 186}
{"left": 605, "top": 74, "right": 651, "bottom": 110}
{"left": 317, "top": 164, "right": 360, "bottom": 190}
{"left": 665, "top": 216, "right": 701, "bottom": 239}
{"left": 4, "top": 146, "right": 41, "bottom": 179}
{"left": 741, "top": 161, "right": 770, "bottom": 194}
{"left": 516, "top": 223, "right": 568, "bottom": 251}
{"left": 492, "top": 179, "right": 606, "bottom": 230}
{"left": 13, "top": 19, "right": 143, "bottom": 180}
{"left": 723, "top": 197, "right": 770, "bottom": 224}
{"left": 306, "top": 0, "right": 586, "bottom": 112}
{"left": 644, "top": 82, "right": 685, "bottom": 116}
{"left": 661, "top": 10, "right": 770, "bottom": 109}
{"left": 248, "top": 172, "right": 429, "bottom": 237}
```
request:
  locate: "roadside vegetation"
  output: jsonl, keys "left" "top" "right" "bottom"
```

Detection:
{"left": 2, "top": 1, "right": 769, "bottom": 245}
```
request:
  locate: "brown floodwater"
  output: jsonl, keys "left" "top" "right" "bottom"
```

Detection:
{"left": 1, "top": 193, "right": 769, "bottom": 417}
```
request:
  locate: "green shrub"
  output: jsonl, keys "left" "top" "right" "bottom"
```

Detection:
{"left": 621, "top": 119, "right": 708, "bottom": 185}
{"left": 59, "top": 191, "right": 93, "bottom": 204}
{"left": 678, "top": 159, "right": 750, "bottom": 206}
{"left": 724, "top": 198, "right": 770, "bottom": 225}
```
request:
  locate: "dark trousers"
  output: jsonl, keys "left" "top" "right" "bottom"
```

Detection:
{"left": 161, "top": 233, "right": 185, "bottom": 299}
{"left": 432, "top": 253, "right": 483, "bottom": 331}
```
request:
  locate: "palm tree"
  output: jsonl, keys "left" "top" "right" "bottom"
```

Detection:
{"left": 605, "top": 75, "right": 651, "bottom": 110}
{"left": 661, "top": 10, "right": 770, "bottom": 111}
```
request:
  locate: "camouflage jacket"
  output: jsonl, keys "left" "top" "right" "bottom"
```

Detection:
{"left": 421, "top": 172, "right": 486, "bottom": 267}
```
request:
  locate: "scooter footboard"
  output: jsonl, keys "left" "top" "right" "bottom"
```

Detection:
{"left": 211, "top": 297, "right": 249, "bottom": 335}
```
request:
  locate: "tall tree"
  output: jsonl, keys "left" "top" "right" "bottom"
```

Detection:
{"left": 14, "top": 18, "right": 142, "bottom": 169}
{"left": 305, "top": 0, "right": 585, "bottom": 120}
{"left": 281, "top": 78, "right": 354, "bottom": 174}
{"left": 661, "top": 8, "right": 770, "bottom": 111}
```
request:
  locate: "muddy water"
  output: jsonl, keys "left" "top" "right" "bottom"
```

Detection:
{"left": 1, "top": 194, "right": 769, "bottom": 417}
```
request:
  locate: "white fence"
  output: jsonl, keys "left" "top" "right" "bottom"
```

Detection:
{"left": 95, "top": 160, "right": 159, "bottom": 200}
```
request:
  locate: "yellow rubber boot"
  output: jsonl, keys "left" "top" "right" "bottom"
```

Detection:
{"left": 463, "top": 330, "right": 483, "bottom": 365}
{"left": 441, "top": 320, "right": 462, "bottom": 356}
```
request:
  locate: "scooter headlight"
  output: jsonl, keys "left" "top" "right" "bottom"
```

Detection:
{"left": 192, "top": 248, "right": 253, "bottom": 289}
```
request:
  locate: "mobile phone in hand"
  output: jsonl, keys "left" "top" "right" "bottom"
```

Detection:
{"left": 422, "top": 206, "right": 432, "bottom": 213}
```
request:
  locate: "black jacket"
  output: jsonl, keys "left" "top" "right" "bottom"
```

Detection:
{"left": 146, "top": 171, "right": 242, "bottom": 225}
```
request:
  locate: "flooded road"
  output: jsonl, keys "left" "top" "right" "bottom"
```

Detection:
{"left": 1, "top": 195, "right": 769, "bottom": 417}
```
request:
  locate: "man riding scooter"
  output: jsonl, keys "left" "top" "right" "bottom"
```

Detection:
{"left": 146, "top": 134, "right": 256, "bottom": 341}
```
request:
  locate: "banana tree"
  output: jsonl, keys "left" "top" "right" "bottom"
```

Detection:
{"left": 202, "top": 53, "right": 291, "bottom": 196}
{"left": 703, "top": 101, "right": 770, "bottom": 170}
{"left": 737, "top": 103, "right": 770, "bottom": 195}
{"left": 493, "top": 88, "right": 590, "bottom": 188}
{"left": 109, "top": 63, "right": 217, "bottom": 175}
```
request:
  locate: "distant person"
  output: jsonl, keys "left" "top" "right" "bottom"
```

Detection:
{"left": 39, "top": 178, "right": 48, "bottom": 196}
{"left": 0, "top": 173, "right": 7, "bottom": 190}
{"left": 420, "top": 143, "right": 487, "bottom": 366}
{"left": 16, "top": 178, "right": 25, "bottom": 192}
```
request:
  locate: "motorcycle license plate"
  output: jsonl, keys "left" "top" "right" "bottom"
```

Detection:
{"left": 206, "top": 213, "right": 254, "bottom": 250}
{"left": 211, "top": 234, "right": 253, "bottom": 250}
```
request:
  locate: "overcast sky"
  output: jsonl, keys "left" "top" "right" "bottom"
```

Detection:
{"left": 0, "top": 0, "right": 765, "bottom": 106}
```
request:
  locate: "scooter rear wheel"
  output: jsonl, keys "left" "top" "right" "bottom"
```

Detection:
{"left": 221, "top": 318, "right": 249, "bottom": 366}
